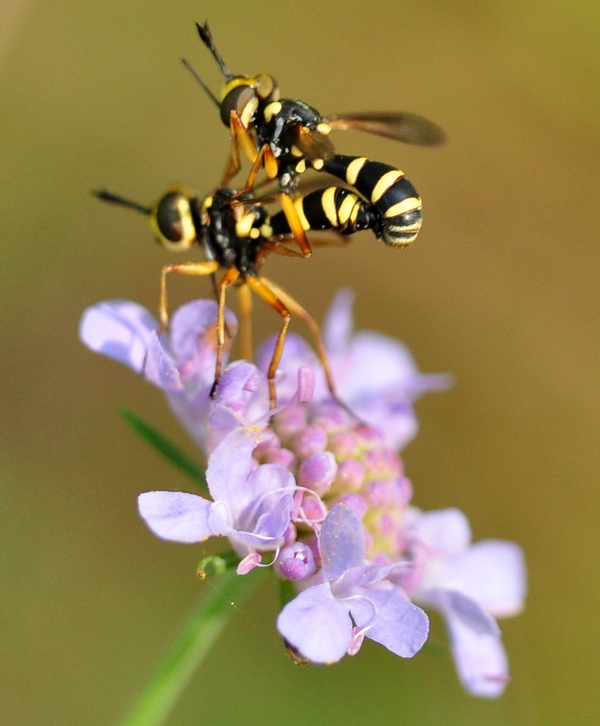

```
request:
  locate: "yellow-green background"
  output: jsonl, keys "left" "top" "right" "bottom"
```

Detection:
{"left": 2, "top": 1, "right": 598, "bottom": 723}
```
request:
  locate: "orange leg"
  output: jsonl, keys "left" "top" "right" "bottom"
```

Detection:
{"left": 221, "top": 111, "right": 263, "bottom": 187}
{"left": 237, "top": 282, "right": 253, "bottom": 362}
{"left": 259, "top": 276, "right": 337, "bottom": 399}
{"left": 222, "top": 111, "right": 280, "bottom": 190}
{"left": 159, "top": 260, "right": 220, "bottom": 328}
{"left": 245, "top": 276, "right": 292, "bottom": 409}
{"left": 278, "top": 193, "right": 312, "bottom": 258}
{"left": 211, "top": 267, "right": 240, "bottom": 398}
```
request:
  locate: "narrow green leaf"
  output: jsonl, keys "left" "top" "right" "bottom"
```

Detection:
{"left": 118, "top": 406, "right": 207, "bottom": 491}
{"left": 119, "top": 569, "right": 266, "bottom": 726}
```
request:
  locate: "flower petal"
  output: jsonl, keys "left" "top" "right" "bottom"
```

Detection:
{"left": 446, "top": 613, "right": 510, "bottom": 698}
{"left": 169, "top": 300, "right": 236, "bottom": 361}
{"left": 277, "top": 582, "right": 351, "bottom": 663}
{"left": 351, "top": 587, "right": 429, "bottom": 658}
{"left": 320, "top": 504, "right": 366, "bottom": 581}
{"left": 446, "top": 540, "right": 527, "bottom": 617}
{"left": 322, "top": 288, "right": 355, "bottom": 355}
{"left": 79, "top": 300, "right": 158, "bottom": 372}
{"left": 206, "top": 426, "right": 262, "bottom": 504}
{"left": 429, "top": 588, "right": 500, "bottom": 636}
{"left": 413, "top": 507, "right": 472, "bottom": 558}
{"left": 138, "top": 491, "right": 211, "bottom": 543}
{"left": 143, "top": 332, "right": 183, "bottom": 392}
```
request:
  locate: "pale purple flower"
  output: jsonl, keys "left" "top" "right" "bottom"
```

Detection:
{"left": 277, "top": 504, "right": 429, "bottom": 663}
{"left": 401, "top": 507, "right": 527, "bottom": 697}
{"left": 138, "top": 426, "right": 295, "bottom": 556}
{"left": 80, "top": 291, "right": 526, "bottom": 693}
{"left": 79, "top": 298, "right": 238, "bottom": 451}
{"left": 257, "top": 289, "right": 452, "bottom": 450}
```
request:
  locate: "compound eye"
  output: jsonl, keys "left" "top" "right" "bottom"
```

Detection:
{"left": 220, "top": 84, "right": 258, "bottom": 127}
{"left": 151, "top": 191, "right": 196, "bottom": 251}
{"left": 254, "top": 73, "right": 279, "bottom": 102}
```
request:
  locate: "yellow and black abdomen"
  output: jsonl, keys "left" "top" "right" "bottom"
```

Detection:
{"left": 318, "top": 154, "right": 423, "bottom": 247}
{"left": 269, "top": 186, "right": 375, "bottom": 237}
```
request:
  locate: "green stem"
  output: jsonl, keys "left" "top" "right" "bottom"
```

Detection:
{"left": 119, "top": 569, "right": 265, "bottom": 726}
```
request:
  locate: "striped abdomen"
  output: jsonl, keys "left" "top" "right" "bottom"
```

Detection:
{"left": 316, "top": 154, "right": 423, "bottom": 247}
{"left": 269, "top": 186, "right": 375, "bottom": 237}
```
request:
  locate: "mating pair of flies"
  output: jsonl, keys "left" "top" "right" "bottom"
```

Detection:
{"left": 97, "top": 22, "right": 446, "bottom": 408}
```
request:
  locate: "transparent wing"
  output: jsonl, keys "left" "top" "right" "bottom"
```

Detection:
{"left": 325, "top": 111, "right": 447, "bottom": 146}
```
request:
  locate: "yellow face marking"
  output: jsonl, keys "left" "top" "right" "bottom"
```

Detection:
{"left": 295, "top": 160, "right": 306, "bottom": 173}
{"left": 250, "top": 228, "right": 260, "bottom": 239}
{"left": 291, "top": 145, "right": 303, "bottom": 157}
{"left": 202, "top": 196, "right": 213, "bottom": 210}
{"left": 263, "top": 101, "right": 283, "bottom": 123}
{"left": 384, "top": 196, "right": 422, "bottom": 218}
{"left": 294, "top": 198, "right": 311, "bottom": 231}
{"left": 311, "top": 158, "right": 324, "bottom": 170}
{"left": 235, "top": 213, "right": 256, "bottom": 238}
{"left": 240, "top": 96, "right": 259, "bottom": 128}
{"left": 338, "top": 193, "right": 358, "bottom": 225}
{"left": 346, "top": 157, "right": 368, "bottom": 186}
{"left": 321, "top": 187, "right": 339, "bottom": 227}
{"left": 370, "top": 170, "right": 404, "bottom": 203}
{"left": 316, "top": 123, "right": 331, "bottom": 135}
{"left": 260, "top": 223, "right": 273, "bottom": 238}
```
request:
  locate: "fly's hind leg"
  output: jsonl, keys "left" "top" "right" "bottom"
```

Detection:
{"left": 245, "top": 276, "right": 292, "bottom": 409}
{"left": 260, "top": 276, "right": 338, "bottom": 401}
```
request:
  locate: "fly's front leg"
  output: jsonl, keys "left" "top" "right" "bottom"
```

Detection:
{"left": 210, "top": 267, "right": 240, "bottom": 399}
{"left": 159, "top": 260, "right": 220, "bottom": 329}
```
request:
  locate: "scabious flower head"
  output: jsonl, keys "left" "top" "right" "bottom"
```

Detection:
{"left": 80, "top": 289, "right": 525, "bottom": 694}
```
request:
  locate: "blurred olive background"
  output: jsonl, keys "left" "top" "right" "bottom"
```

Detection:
{"left": 1, "top": 1, "right": 598, "bottom": 724}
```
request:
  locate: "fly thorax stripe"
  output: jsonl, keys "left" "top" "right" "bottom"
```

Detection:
{"left": 370, "top": 170, "right": 405, "bottom": 203}
{"left": 263, "top": 101, "right": 282, "bottom": 124}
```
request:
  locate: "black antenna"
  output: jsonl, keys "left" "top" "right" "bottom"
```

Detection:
{"left": 181, "top": 58, "right": 220, "bottom": 108}
{"left": 195, "top": 21, "right": 234, "bottom": 81}
{"left": 93, "top": 189, "right": 152, "bottom": 216}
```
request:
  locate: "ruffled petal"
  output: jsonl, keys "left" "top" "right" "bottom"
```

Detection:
{"left": 138, "top": 491, "right": 211, "bottom": 543}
